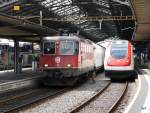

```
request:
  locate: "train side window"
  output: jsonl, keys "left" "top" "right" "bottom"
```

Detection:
{"left": 44, "top": 42, "right": 55, "bottom": 54}
{"left": 74, "top": 42, "right": 79, "bottom": 54}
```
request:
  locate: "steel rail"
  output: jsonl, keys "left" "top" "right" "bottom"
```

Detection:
{"left": 69, "top": 81, "right": 111, "bottom": 113}
{"left": 0, "top": 88, "right": 68, "bottom": 113}
{"left": 107, "top": 82, "right": 128, "bottom": 113}
{"left": 0, "top": 88, "right": 45, "bottom": 104}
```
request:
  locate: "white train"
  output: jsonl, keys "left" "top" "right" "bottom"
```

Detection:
{"left": 93, "top": 43, "right": 105, "bottom": 70}
{"left": 0, "top": 39, "right": 40, "bottom": 69}
{"left": 104, "top": 40, "right": 136, "bottom": 81}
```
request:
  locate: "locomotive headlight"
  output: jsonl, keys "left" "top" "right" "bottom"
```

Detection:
{"left": 126, "top": 60, "right": 129, "bottom": 63}
{"left": 67, "top": 64, "right": 72, "bottom": 68}
{"left": 44, "top": 64, "right": 48, "bottom": 67}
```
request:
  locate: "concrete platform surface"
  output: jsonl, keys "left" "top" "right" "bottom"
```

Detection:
{"left": 125, "top": 69, "right": 150, "bottom": 113}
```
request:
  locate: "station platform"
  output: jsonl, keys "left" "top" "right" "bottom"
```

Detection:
{"left": 0, "top": 69, "right": 44, "bottom": 93}
{"left": 125, "top": 68, "right": 150, "bottom": 113}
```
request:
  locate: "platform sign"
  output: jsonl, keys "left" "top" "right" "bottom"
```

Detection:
{"left": 13, "top": 5, "right": 20, "bottom": 11}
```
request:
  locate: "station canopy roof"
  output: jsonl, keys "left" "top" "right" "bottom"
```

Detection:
{"left": 130, "top": 0, "right": 150, "bottom": 41}
{"left": 0, "top": 0, "right": 135, "bottom": 42}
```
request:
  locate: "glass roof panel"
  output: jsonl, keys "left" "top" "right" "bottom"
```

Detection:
{"left": 95, "top": 0, "right": 109, "bottom": 8}
{"left": 39, "top": 0, "right": 112, "bottom": 39}
{"left": 41, "top": 0, "right": 81, "bottom": 17}
{"left": 40, "top": 0, "right": 85, "bottom": 22}
{"left": 56, "top": 6, "right": 79, "bottom": 15}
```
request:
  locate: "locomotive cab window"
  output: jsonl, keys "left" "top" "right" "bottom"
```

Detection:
{"left": 44, "top": 42, "right": 55, "bottom": 54}
{"left": 60, "top": 41, "right": 79, "bottom": 55}
{"left": 111, "top": 44, "right": 128, "bottom": 59}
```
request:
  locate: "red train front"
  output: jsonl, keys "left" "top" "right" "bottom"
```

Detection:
{"left": 39, "top": 36, "right": 95, "bottom": 85}
{"left": 104, "top": 40, "right": 136, "bottom": 80}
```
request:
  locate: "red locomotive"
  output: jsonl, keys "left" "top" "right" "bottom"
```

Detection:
{"left": 39, "top": 36, "right": 105, "bottom": 86}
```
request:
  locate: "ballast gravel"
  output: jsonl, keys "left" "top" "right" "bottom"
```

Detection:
{"left": 77, "top": 82, "right": 126, "bottom": 113}
{"left": 19, "top": 74, "right": 109, "bottom": 113}
{"left": 114, "top": 81, "right": 138, "bottom": 113}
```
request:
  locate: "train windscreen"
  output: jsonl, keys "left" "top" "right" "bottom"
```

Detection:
{"left": 43, "top": 42, "right": 55, "bottom": 54}
{"left": 111, "top": 44, "right": 128, "bottom": 59}
{"left": 60, "top": 41, "right": 78, "bottom": 55}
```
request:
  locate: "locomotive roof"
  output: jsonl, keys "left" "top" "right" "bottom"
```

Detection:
{"left": 43, "top": 36, "right": 80, "bottom": 41}
{"left": 43, "top": 36, "right": 93, "bottom": 44}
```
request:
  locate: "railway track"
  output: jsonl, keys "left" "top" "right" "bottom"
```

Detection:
{"left": 0, "top": 87, "right": 68, "bottom": 113}
{"left": 70, "top": 82, "right": 128, "bottom": 113}
{"left": 0, "top": 72, "right": 128, "bottom": 113}
{"left": 107, "top": 82, "right": 128, "bottom": 113}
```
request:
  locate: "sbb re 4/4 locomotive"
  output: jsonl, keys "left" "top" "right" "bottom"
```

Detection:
{"left": 104, "top": 40, "right": 137, "bottom": 81}
{"left": 38, "top": 36, "right": 105, "bottom": 86}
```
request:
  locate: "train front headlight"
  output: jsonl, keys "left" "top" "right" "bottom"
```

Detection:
{"left": 44, "top": 64, "right": 48, "bottom": 67}
{"left": 126, "top": 60, "right": 129, "bottom": 63}
{"left": 67, "top": 64, "right": 72, "bottom": 68}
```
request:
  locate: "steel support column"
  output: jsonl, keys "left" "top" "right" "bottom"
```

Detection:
{"left": 32, "top": 42, "right": 34, "bottom": 53}
{"left": 14, "top": 39, "right": 20, "bottom": 74}
{"left": 40, "top": 37, "right": 43, "bottom": 52}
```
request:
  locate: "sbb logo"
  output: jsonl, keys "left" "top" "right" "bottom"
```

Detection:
{"left": 55, "top": 57, "right": 61, "bottom": 63}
